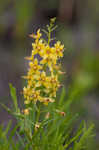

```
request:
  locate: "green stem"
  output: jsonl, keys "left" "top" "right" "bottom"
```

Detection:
{"left": 48, "top": 29, "right": 51, "bottom": 45}
{"left": 36, "top": 104, "right": 41, "bottom": 122}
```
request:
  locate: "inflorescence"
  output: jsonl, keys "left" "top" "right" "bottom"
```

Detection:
{"left": 23, "top": 18, "right": 64, "bottom": 106}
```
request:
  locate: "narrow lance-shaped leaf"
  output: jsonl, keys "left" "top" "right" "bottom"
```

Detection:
{"left": 9, "top": 83, "right": 18, "bottom": 112}
{"left": 59, "top": 87, "right": 66, "bottom": 106}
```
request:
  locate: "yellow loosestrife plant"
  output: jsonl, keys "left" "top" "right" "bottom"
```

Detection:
{"left": 0, "top": 18, "right": 95, "bottom": 150}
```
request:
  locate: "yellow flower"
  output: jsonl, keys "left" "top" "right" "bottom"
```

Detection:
{"left": 23, "top": 86, "right": 31, "bottom": 96}
{"left": 36, "top": 29, "right": 42, "bottom": 39}
{"left": 29, "top": 58, "right": 42, "bottom": 72}
{"left": 29, "top": 29, "right": 41, "bottom": 40}
{"left": 36, "top": 71, "right": 47, "bottom": 87}
{"left": 54, "top": 41, "right": 64, "bottom": 57}
{"left": 43, "top": 97, "right": 55, "bottom": 105}
{"left": 44, "top": 45, "right": 54, "bottom": 56}
{"left": 23, "top": 108, "right": 29, "bottom": 115}
{"left": 40, "top": 45, "right": 57, "bottom": 68}
{"left": 32, "top": 39, "right": 45, "bottom": 56}
{"left": 24, "top": 100, "right": 30, "bottom": 104}
{"left": 40, "top": 56, "right": 52, "bottom": 67}
{"left": 30, "top": 90, "right": 41, "bottom": 102}
{"left": 27, "top": 79, "right": 36, "bottom": 88}
{"left": 49, "top": 75, "right": 59, "bottom": 88}
{"left": 23, "top": 86, "right": 32, "bottom": 102}
{"left": 44, "top": 75, "right": 60, "bottom": 97}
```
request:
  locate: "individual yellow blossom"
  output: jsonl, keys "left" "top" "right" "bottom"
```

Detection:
{"left": 44, "top": 75, "right": 60, "bottom": 97}
{"left": 32, "top": 39, "right": 45, "bottom": 56}
{"left": 40, "top": 56, "right": 57, "bottom": 71}
{"left": 47, "top": 75, "right": 60, "bottom": 89}
{"left": 36, "top": 71, "right": 47, "bottom": 87}
{"left": 44, "top": 45, "right": 54, "bottom": 56}
{"left": 24, "top": 100, "right": 30, "bottom": 104}
{"left": 23, "top": 86, "right": 33, "bottom": 102}
{"left": 43, "top": 97, "right": 55, "bottom": 105}
{"left": 54, "top": 41, "right": 64, "bottom": 57}
{"left": 23, "top": 87, "right": 41, "bottom": 103}
{"left": 29, "top": 58, "right": 41, "bottom": 71}
{"left": 31, "top": 90, "right": 42, "bottom": 103}
{"left": 40, "top": 46, "right": 57, "bottom": 69}
{"left": 29, "top": 29, "right": 41, "bottom": 40}
{"left": 27, "top": 68, "right": 40, "bottom": 80}
{"left": 27, "top": 79, "right": 36, "bottom": 88}
{"left": 23, "top": 108, "right": 29, "bottom": 115}
{"left": 23, "top": 86, "right": 31, "bottom": 98}
{"left": 35, "top": 29, "right": 42, "bottom": 39}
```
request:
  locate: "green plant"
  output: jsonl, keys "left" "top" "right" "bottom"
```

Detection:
{"left": 1, "top": 18, "right": 95, "bottom": 150}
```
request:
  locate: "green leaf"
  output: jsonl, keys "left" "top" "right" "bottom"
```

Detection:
{"left": 64, "top": 125, "right": 83, "bottom": 149}
{"left": 3, "top": 120, "right": 12, "bottom": 136}
{"left": 42, "top": 29, "right": 48, "bottom": 36}
{"left": 74, "top": 123, "right": 95, "bottom": 150}
{"left": 0, "top": 102, "right": 12, "bottom": 114}
{"left": 9, "top": 124, "right": 20, "bottom": 141}
{"left": 16, "top": 131, "right": 25, "bottom": 148}
{"left": 59, "top": 87, "right": 66, "bottom": 106}
{"left": 9, "top": 83, "right": 18, "bottom": 112}
{"left": 51, "top": 25, "right": 58, "bottom": 32}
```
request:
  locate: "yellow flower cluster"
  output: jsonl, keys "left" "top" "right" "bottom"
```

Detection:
{"left": 23, "top": 26, "right": 64, "bottom": 105}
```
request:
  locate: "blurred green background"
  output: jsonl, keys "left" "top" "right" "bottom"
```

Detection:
{"left": 0, "top": 0, "right": 99, "bottom": 148}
